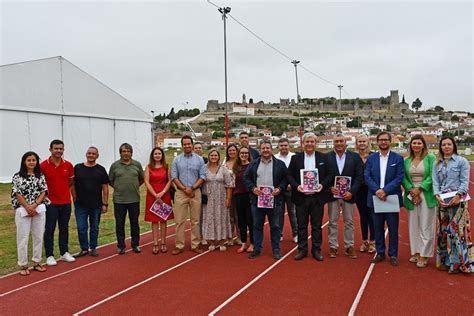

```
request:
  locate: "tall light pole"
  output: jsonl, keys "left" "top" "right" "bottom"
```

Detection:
{"left": 337, "top": 84, "right": 343, "bottom": 112}
{"left": 150, "top": 110, "right": 155, "bottom": 147}
{"left": 291, "top": 60, "right": 300, "bottom": 104}
{"left": 291, "top": 60, "right": 302, "bottom": 150}
{"left": 217, "top": 6, "right": 231, "bottom": 146}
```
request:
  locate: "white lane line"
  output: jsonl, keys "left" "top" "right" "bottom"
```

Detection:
{"left": 72, "top": 250, "right": 210, "bottom": 316}
{"left": 348, "top": 228, "right": 389, "bottom": 316}
{"left": 0, "top": 222, "right": 178, "bottom": 280}
{"left": 72, "top": 217, "right": 279, "bottom": 314}
{"left": 208, "top": 220, "right": 330, "bottom": 316}
{"left": 0, "top": 227, "right": 187, "bottom": 297}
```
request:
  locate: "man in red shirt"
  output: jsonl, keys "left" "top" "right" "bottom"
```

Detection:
{"left": 40, "top": 139, "right": 76, "bottom": 266}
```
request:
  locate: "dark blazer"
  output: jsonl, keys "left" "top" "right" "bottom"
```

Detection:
{"left": 364, "top": 151, "right": 404, "bottom": 208}
{"left": 287, "top": 151, "right": 333, "bottom": 206}
{"left": 326, "top": 150, "right": 363, "bottom": 203}
{"left": 249, "top": 147, "right": 260, "bottom": 160}
{"left": 243, "top": 156, "right": 288, "bottom": 204}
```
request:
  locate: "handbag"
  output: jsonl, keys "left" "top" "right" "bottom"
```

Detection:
{"left": 201, "top": 193, "right": 208, "bottom": 205}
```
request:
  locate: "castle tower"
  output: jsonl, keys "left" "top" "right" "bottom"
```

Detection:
{"left": 390, "top": 90, "right": 399, "bottom": 105}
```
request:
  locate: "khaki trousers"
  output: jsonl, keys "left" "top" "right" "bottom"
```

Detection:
{"left": 173, "top": 189, "right": 202, "bottom": 249}
{"left": 328, "top": 199, "right": 355, "bottom": 249}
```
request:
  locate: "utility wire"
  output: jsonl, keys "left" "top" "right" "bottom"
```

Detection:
{"left": 207, "top": 0, "right": 343, "bottom": 89}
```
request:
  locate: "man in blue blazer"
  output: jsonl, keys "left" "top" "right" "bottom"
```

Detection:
{"left": 365, "top": 132, "right": 404, "bottom": 266}
{"left": 244, "top": 140, "right": 287, "bottom": 260}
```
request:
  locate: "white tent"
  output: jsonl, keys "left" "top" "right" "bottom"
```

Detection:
{"left": 0, "top": 56, "right": 153, "bottom": 182}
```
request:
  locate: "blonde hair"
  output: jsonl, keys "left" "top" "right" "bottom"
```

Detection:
{"left": 355, "top": 134, "right": 371, "bottom": 155}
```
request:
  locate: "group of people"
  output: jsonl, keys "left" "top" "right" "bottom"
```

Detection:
{"left": 11, "top": 131, "right": 473, "bottom": 276}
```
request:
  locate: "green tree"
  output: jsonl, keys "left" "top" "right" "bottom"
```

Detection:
{"left": 411, "top": 98, "right": 422, "bottom": 112}
{"left": 434, "top": 105, "right": 444, "bottom": 112}
{"left": 370, "top": 128, "right": 381, "bottom": 135}
{"left": 346, "top": 119, "right": 360, "bottom": 128}
{"left": 451, "top": 115, "right": 459, "bottom": 122}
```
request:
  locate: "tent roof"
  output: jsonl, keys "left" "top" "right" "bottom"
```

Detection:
{"left": 0, "top": 56, "right": 152, "bottom": 122}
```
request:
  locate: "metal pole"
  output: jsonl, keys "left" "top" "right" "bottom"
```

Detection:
{"left": 291, "top": 60, "right": 300, "bottom": 104}
{"left": 219, "top": 6, "right": 231, "bottom": 147}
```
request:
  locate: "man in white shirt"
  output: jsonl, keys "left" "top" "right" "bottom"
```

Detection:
{"left": 274, "top": 138, "right": 297, "bottom": 243}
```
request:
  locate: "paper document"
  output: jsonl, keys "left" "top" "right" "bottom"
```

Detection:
{"left": 373, "top": 195, "right": 400, "bottom": 213}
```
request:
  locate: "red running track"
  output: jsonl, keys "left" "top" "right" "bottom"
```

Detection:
{"left": 0, "top": 168, "right": 473, "bottom": 315}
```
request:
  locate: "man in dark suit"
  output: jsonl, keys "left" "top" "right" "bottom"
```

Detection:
{"left": 365, "top": 132, "right": 404, "bottom": 266}
{"left": 244, "top": 140, "right": 287, "bottom": 260}
{"left": 288, "top": 132, "right": 333, "bottom": 261}
{"left": 327, "top": 134, "right": 363, "bottom": 259}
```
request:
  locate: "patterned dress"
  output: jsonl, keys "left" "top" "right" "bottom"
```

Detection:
{"left": 202, "top": 166, "right": 234, "bottom": 240}
{"left": 434, "top": 162, "right": 473, "bottom": 273}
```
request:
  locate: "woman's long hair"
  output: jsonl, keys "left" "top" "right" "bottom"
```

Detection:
{"left": 225, "top": 144, "right": 239, "bottom": 162}
{"left": 19, "top": 151, "right": 41, "bottom": 178}
{"left": 207, "top": 148, "right": 221, "bottom": 166}
{"left": 148, "top": 147, "right": 167, "bottom": 169}
{"left": 233, "top": 147, "right": 252, "bottom": 174}
{"left": 408, "top": 134, "right": 428, "bottom": 159}
{"left": 437, "top": 136, "right": 458, "bottom": 161}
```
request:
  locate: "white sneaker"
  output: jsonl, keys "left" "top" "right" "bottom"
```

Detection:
{"left": 280, "top": 236, "right": 283, "bottom": 241}
{"left": 201, "top": 239, "right": 208, "bottom": 246}
{"left": 293, "top": 236, "right": 298, "bottom": 243}
{"left": 46, "top": 256, "right": 57, "bottom": 266}
{"left": 61, "top": 252, "right": 76, "bottom": 262}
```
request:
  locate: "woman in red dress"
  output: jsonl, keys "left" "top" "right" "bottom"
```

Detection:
{"left": 144, "top": 147, "right": 173, "bottom": 254}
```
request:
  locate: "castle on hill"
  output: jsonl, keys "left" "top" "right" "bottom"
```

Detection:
{"left": 206, "top": 90, "right": 411, "bottom": 119}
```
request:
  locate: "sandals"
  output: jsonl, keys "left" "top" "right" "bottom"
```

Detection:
{"left": 152, "top": 244, "right": 159, "bottom": 255}
{"left": 409, "top": 254, "right": 419, "bottom": 263}
{"left": 33, "top": 264, "right": 47, "bottom": 272}
{"left": 416, "top": 257, "right": 428, "bottom": 268}
{"left": 19, "top": 266, "right": 29, "bottom": 276}
{"left": 246, "top": 245, "right": 254, "bottom": 253}
{"left": 237, "top": 245, "right": 247, "bottom": 254}
{"left": 160, "top": 243, "right": 167, "bottom": 253}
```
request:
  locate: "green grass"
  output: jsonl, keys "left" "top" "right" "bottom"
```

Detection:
{"left": 0, "top": 183, "right": 152, "bottom": 276}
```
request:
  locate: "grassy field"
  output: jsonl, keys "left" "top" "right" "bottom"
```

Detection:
{"left": 0, "top": 183, "right": 152, "bottom": 276}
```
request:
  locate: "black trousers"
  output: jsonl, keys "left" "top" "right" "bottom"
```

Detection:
{"left": 114, "top": 202, "right": 140, "bottom": 249}
{"left": 295, "top": 196, "right": 324, "bottom": 255}
{"left": 235, "top": 193, "right": 253, "bottom": 244}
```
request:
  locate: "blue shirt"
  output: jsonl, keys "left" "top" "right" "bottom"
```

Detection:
{"left": 432, "top": 154, "right": 470, "bottom": 195}
{"left": 171, "top": 152, "right": 207, "bottom": 187}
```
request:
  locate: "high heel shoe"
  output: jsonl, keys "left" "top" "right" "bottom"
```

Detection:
{"left": 237, "top": 245, "right": 247, "bottom": 254}
{"left": 160, "top": 243, "right": 167, "bottom": 253}
{"left": 246, "top": 245, "right": 254, "bottom": 253}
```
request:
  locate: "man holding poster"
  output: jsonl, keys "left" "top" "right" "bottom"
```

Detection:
{"left": 288, "top": 132, "right": 333, "bottom": 261}
{"left": 326, "top": 134, "right": 363, "bottom": 259}
{"left": 365, "top": 132, "right": 404, "bottom": 266}
{"left": 244, "top": 140, "right": 287, "bottom": 260}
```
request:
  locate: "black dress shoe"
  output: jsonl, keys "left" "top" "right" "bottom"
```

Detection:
{"left": 294, "top": 252, "right": 307, "bottom": 261}
{"left": 312, "top": 252, "right": 324, "bottom": 261}
{"left": 390, "top": 256, "right": 399, "bottom": 266}
{"left": 273, "top": 252, "right": 282, "bottom": 260}
{"left": 248, "top": 252, "right": 261, "bottom": 259}
{"left": 371, "top": 254, "right": 386, "bottom": 264}
{"left": 117, "top": 248, "right": 126, "bottom": 255}
{"left": 74, "top": 250, "right": 89, "bottom": 258}
{"left": 132, "top": 246, "right": 141, "bottom": 253}
{"left": 89, "top": 249, "right": 99, "bottom": 257}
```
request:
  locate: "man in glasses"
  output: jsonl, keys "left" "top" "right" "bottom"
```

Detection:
{"left": 365, "top": 132, "right": 404, "bottom": 266}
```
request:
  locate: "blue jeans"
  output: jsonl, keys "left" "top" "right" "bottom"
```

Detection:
{"left": 251, "top": 199, "right": 282, "bottom": 254}
{"left": 373, "top": 210, "right": 399, "bottom": 257}
{"left": 44, "top": 204, "right": 71, "bottom": 257}
{"left": 75, "top": 204, "right": 101, "bottom": 250}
